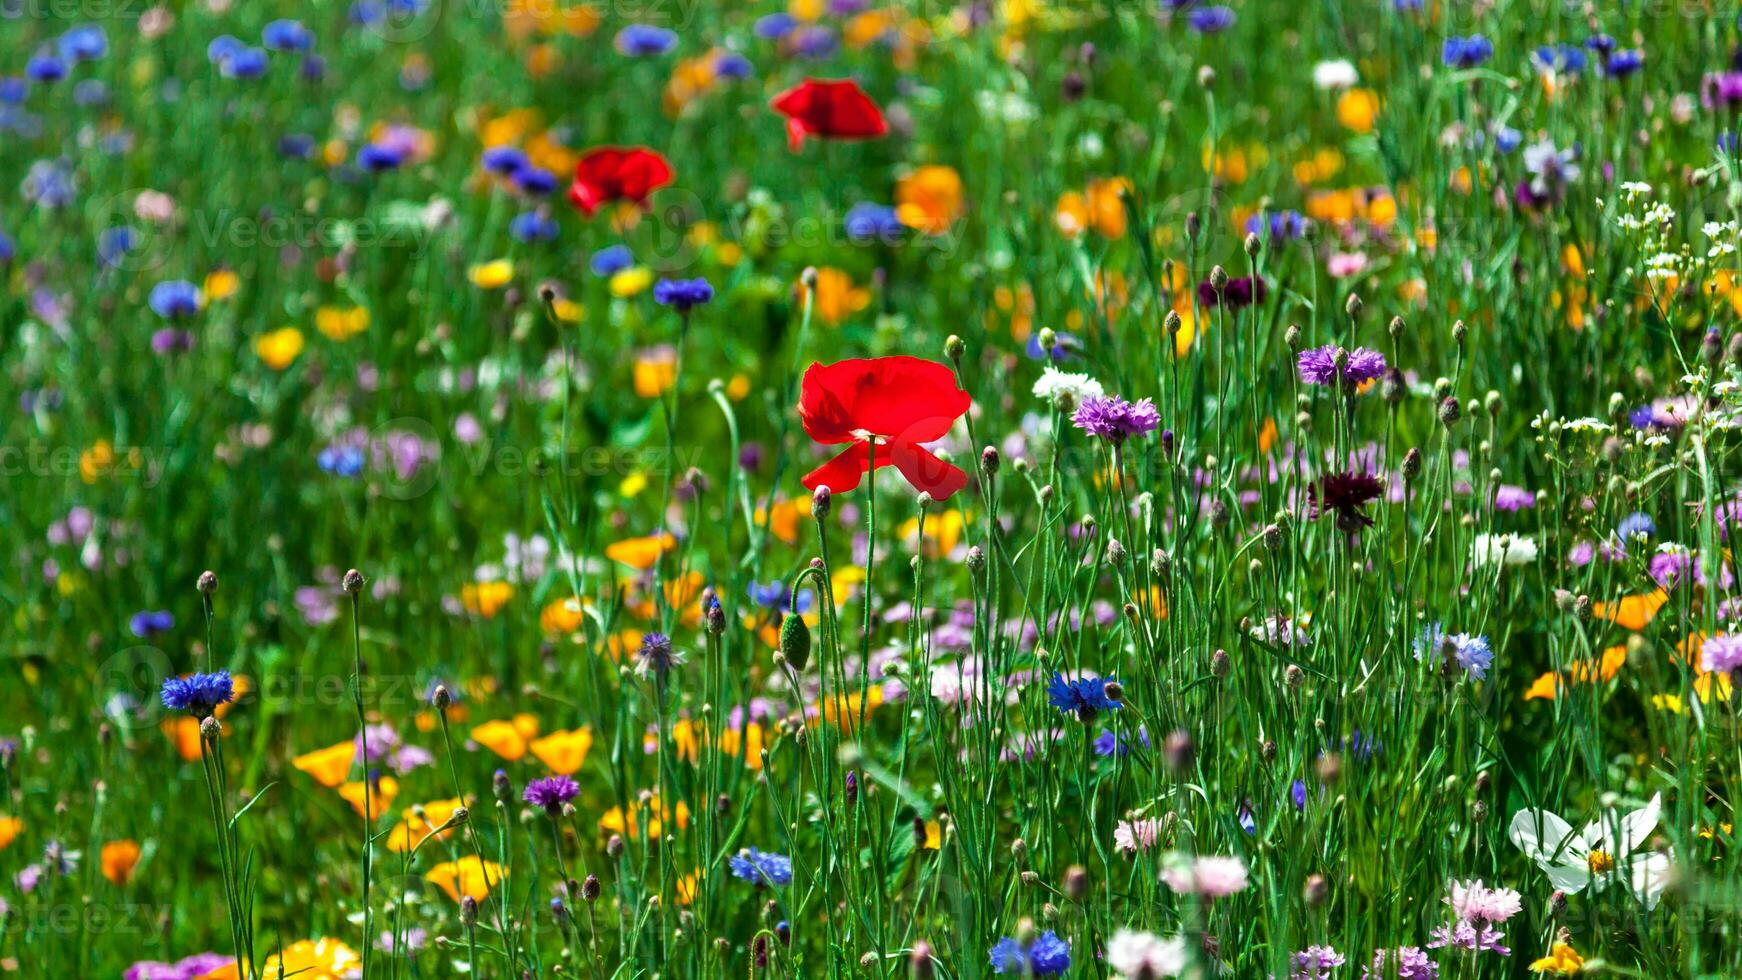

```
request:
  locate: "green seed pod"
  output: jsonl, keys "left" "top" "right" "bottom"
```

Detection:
{"left": 779, "top": 614, "right": 812, "bottom": 672}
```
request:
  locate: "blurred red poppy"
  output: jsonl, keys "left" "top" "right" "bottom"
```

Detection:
{"left": 568, "top": 146, "right": 673, "bottom": 215}
{"left": 798, "top": 356, "right": 970, "bottom": 500}
{"left": 770, "top": 78, "right": 888, "bottom": 151}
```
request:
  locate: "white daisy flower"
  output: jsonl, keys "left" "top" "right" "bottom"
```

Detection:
{"left": 1508, "top": 794, "right": 1672, "bottom": 910}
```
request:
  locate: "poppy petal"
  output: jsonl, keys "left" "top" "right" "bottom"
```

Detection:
{"left": 889, "top": 439, "right": 968, "bottom": 500}
{"left": 802, "top": 442, "right": 873, "bottom": 495}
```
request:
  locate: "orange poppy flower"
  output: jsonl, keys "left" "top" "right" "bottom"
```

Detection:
{"left": 338, "top": 776, "right": 398, "bottom": 818}
{"left": 472, "top": 715, "right": 540, "bottom": 762}
{"left": 100, "top": 839, "right": 142, "bottom": 885}
{"left": 0, "top": 816, "right": 20, "bottom": 851}
{"left": 529, "top": 727, "right": 594, "bottom": 775}
{"left": 292, "top": 740, "right": 357, "bottom": 788}
{"left": 605, "top": 533, "right": 676, "bottom": 570}
{"left": 599, "top": 795, "right": 690, "bottom": 839}
{"left": 1593, "top": 590, "right": 1669, "bottom": 631}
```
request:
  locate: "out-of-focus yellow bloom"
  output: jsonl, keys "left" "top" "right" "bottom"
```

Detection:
{"left": 600, "top": 794, "right": 690, "bottom": 838}
{"left": 469, "top": 259, "right": 514, "bottom": 289}
{"left": 0, "top": 817, "right": 21, "bottom": 851}
{"left": 426, "top": 857, "right": 506, "bottom": 903}
{"left": 201, "top": 269, "right": 240, "bottom": 302}
{"left": 1528, "top": 943, "right": 1584, "bottom": 975}
{"left": 634, "top": 347, "right": 678, "bottom": 398}
{"left": 611, "top": 266, "right": 654, "bottom": 298}
{"left": 540, "top": 597, "right": 588, "bottom": 634}
{"left": 755, "top": 499, "right": 805, "bottom": 544}
{"left": 315, "top": 305, "right": 370, "bottom": 341}
{"left": 1055, "top": 178, "right": 1131, "bottom": 239}
{"left": 338, "top": 776, "right": 398, "bottom": 817}
{"left": 387, "top": 798, "right": 466, "bottom": 853}
{"left": 203, "top": 938, "right": 363, "bottom": 980}
{"left": 462, "top": 581, "right": 515, "bottom": 618}
{"left": 255, "top": 327, "right": 305, "bottom": 370}
{"left": 1337, "top": 88, "right": 1380, "bottom": 133}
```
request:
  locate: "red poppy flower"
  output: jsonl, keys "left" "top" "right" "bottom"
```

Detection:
{"left": 567, "top": 146, "right": 674, "bottom": 216}
{"left": 769, "top": 78, "right": 888, "bottom": 152}
{"left": 799, "top": 356, "right": 971, "bottom": 500}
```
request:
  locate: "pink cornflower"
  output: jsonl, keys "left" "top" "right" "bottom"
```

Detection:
{"left": 1114, "top": 818, "right": 1162, "bottom": 854}
{"left": 1446, "top": 879, "right": 1521, "bottom": 924}
{"left": 1161, "top": 853, "right": 1249, "bottom": 897}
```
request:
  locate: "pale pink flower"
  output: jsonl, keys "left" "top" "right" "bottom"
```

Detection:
{"left": 1447, "top": 879, "right": 1522, "bottom": 924}
{"left": 1161, "top": 853, "right": 1249, "bottom": 897}
{"left": 1114, "top": 818, "right": 1162, "bottom": 854}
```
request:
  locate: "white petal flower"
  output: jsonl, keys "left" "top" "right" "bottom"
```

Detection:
{"left": 1508, "top": 794, "right": 1670, "bottom": 909}
{"left": 1107, "top": 929, "right": 1188, "bottom": 978}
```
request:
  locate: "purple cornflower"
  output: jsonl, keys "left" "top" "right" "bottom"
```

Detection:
{"left": 1197, "top": 274, "right": 1267, "bottom": 308}
{"left": 1425, "top": 919, "right": 1509, "bottom": 956}
{"left": 1491, "top": 485, "right": 1535, "bottom": 512}
{"left": 125, "top": 953, "right": 232, "bottom": 980}
{"left": 1071, "top": 394, "right": 1160, "bottom": 442}
{"left": 1702, "top": 633, "right": 1742, "bottom": 673}
{"left": 1297, "top": 345, "right": 1387, "bottom": 389}
{"left": 653, "top": 277, "right": 714, "bottom": 313}
{"left": 1185, "top": 5, "right": 1235, "bottom": 32}
{"left": 635, "top": 632, "right": 686, "bottom": 677}
{"left": 522, "top": 774, "right": 580, "bottom": 815}
{"left": 151, "top": 329, "right": 194, "bottom": 355}
{"left": 357, "top": 143, "right": 405, "bottom": 172}
{"left": 1365, "top": 947, "right": 1439, "bottom": 979}
{"left": 1290, "top": 945, "right": 1347, "bottom": 979}
{"left": 1092, "top": 725, "right": 1149, "bottom": 757}
{"left": 729, "top": 847, "right": 794, "bottom": 886}
{"left": 481, "top": 145, "right": 528, "bottom": 176}
{"left": 160, "top": 670, "right": 235, "bottom": 717}
{"left": 512, "top": 167, "right": 557, "bottom": 196}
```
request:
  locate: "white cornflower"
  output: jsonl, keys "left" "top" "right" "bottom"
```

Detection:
{"left": 1313, "top": 59, "right": 1359, "bottom": 90}
{"left": 1032, "top": 366, "right": 1104, "bottom": 406}
{"left": 1107, "top": 929, "right": 1188, "bottom": 979}
{"left": 1472, "top": 533, "right": 1538, "bottom": 567}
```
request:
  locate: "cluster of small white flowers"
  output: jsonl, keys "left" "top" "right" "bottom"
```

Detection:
{"left": 1704, "top": 220, "right": 1740, "bottom": 260}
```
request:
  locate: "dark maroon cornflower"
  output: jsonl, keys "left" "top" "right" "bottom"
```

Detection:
{"left": 1071, "top": 394, "right": 1161, "bottom": 443}
{"left": 1297, "top": 345, "right": 1387, "bottom": 389}
{"left": 1310, "top": 470, "right": 1385, "bottom": 532}
{"left": 523, "top": 774, "right": 580, "bottom": 815}
{"left": 1196, "top": 275, "right": 1267, "bottom": 308}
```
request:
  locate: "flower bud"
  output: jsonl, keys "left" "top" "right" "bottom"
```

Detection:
{"left": 779, "top": 614, "right": 812, "bottom": 672}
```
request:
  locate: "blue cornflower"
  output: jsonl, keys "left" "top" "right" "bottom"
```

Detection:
{"left": 989, "top": 931, "right": 1070, "bottom": 976}
{"left": 792, "top": 25, "right": 838, "bottom": 58}
{"left": 1245, "top": 209, "right": 1309, "bottom": 241}
{"left": 98, "top": 227, "right": 136, "bottom": 267}
{"left": 844, "top": 202, "right": 905, "bottom": 242}
{"left": 279, "top": 134, "right": 317, "bottom": 159}
{"left": 299, "top": 56, "right": 326, "bottom": 82}
{"left": 1532, "top": 44, "right": 1586, "bottom": 74}
{"left": 1617, "top": 512, "right": 1656, "bottom": 541}
{"left": 219, "top": 47, "right": 269, "bottom": 80}
{"left": 1291, "top": 779, "right": 1309, "bottom": 810}
{"left": 0, "top": 230, "right": 14, "bottom": 263}
{"left": 262, "top": 19, "right": 316, "bottom": 52}
{"left": 357, "top": 143, "right": 405, "bottom": 171}
{"left": 1585, "top": 34, "right": 1616, "bottom": 55}
{"left": 1494, "top": 126, "right": 1523, "bottom": 154}
{"left": 0, "top": 77, "right": 26, "bottom": 104}
{"left": 729, "top": 848, "right": 793, "bottom": 886}
{"left": 148, "top": 280, "right": 201, "bottom": 319}
{"left": 754, "top": 13, "right": 799, "bottom": 40}
{"left": 1413, "top": 624, "right": 1494, "bottom": 679}
{"left": 161, "top": 671, "right": 236, "bottom": 716}
{"left": 1627, "top": 404, "right": 1656, "bottom": 429}
{"left": 318, "top": 444, "right": 366, "bottom": 477}
{"left": 481, "top": 145, "right": 528, "bottom": 176}
{"left": 207, "top": 35, "right": 246, "bottom": 64}
{"left": 590, "top": 245, "right": 633, "bottom": 277}
{"left": 1604, "top": 49, "right": 1644, "bottom": 78}
{"left": 713, "top": 51, "right": 754, "bottom": 79}
{"left": 1046, "top": 672, "right": 1121, "bottom": 720}
{"left": 1185, "top": 5, "right": 1235, "bottom": 33}
{"left": 73, "top": 79, "right": 108, "bottom": 107}
{"left": 1442, "top": 35, "right": 1493, "bottom": 69}
{"left": 513, "top": 166, "right": 557, "bottom": 196}
{"left": 58, "top": 24, "right": 108, "bottom": 61}
{"left": 1024, "top": 330, "right": 1082, "bottom": 361}
{"left": 616, "top": 24, "right": 677, "bottom": 56}
{"left": 129, "top": 610, "right": 174, "bottom": 637}
{"left": 26, "top": 54, "right": 67, "bottom": 84}
{"left": 654, "top": 277, "right": 714, "bottom": 312}
{"left": 509, "top": 210, "right": 560, "bottom": 243}
{"left": 1092, "top": 725, "right": 1149, "bottom": 757}
{"left": 747, "top": 581, "right": 811, "bottom": 613}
